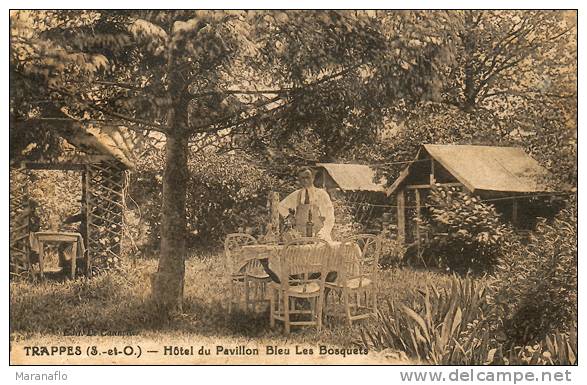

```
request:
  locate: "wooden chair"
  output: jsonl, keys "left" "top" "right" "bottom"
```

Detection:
{"left": 326, "top": 234, "right": 381, "bottom": 326}
{"left": 269, "top": 237, "right": 330, "bottom": 334}
{"left": 225, "top": 233, "right": 271, "bottom": 313}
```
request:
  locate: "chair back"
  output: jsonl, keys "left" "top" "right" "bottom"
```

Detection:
{"left": 337, "top": 234, "right": 381, "bottom": 281}
{"left": 224, "top": 233, "right": 258, "bottom": 274}
{"left": 278, "top": 237, "right": 331, "bottom": 290}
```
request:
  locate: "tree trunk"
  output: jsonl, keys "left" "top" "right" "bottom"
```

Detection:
{"left": 463, "top": 63, "right": 476, "bottom": 113}
{"left": 151, "top": 128, "right": 189, "bottom": 313}
{"left": 463, "top": 12, "right": 477, "bottom": 113}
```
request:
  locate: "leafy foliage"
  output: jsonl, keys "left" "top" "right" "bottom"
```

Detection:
{"left": 10, "top": 10, "right": 576, "bottom": 311}
{"left": 422, "top": 184, "right": 511, "bottom": 273}
{"left": 25, "top": 170, "right": 81, "bottom": 230}
{"left": 359, "top": 276, "right": 577, "bottom": 365}
{"left": 360, "top": 276, "right": 494, "bottom": 364}
{"left": 374, "top": 11, "right": 576, "bottom": 189}
{"left": 131, "top": 148, "right": 279, "bottom": 248}
{"left": 378, "top": 236, "right": 407, "bottom": 267}
{"left": 438, "top": 11, "right": 576, "bottom": 112}
{"left": 186, "top": 152, "right": 279, "bottom": 243}
{"left": 10, "top": 10, "right": 456, "bottom": 294}
{"left": 492, "top": 205, "right": 577, "bottom": 343}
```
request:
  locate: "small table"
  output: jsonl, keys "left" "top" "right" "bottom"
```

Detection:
{"left": 29, "top": 232, "right": 85, "bottom": 279}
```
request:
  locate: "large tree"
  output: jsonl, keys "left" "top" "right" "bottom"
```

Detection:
{"left": 11, "top": 10, "right": 456, "bottom": 312}
{"left": 365, "top": 10, "right": 577, "bottom": 187}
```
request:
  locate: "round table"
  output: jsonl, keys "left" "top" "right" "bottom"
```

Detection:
{"left": 238, "top": 241, "right": 360, "bottom": 283}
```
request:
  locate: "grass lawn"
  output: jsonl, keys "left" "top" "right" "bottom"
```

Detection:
{"left": 10, "top": 250, "right": 456, "bottom": 364}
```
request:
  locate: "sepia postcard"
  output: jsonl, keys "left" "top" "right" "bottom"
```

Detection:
{"left": 8, "top": 8, "right": 577, "bottom": 368}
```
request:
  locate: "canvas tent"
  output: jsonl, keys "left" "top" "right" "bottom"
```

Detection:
{"left": 386, "top": 144, "right": 561, "bottom": 247}
{"left": 313, "top": 163, "right": 387, "bottom": 230}
{"left": 314, "top": 163, "right": 386, "bottom": 193}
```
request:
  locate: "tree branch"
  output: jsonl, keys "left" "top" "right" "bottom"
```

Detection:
{"left": 191, "top": 89, "right": 288, "bottom": 97}
{"left": 190, "top": 95, "right": 284, "bottom": 134}
{"left": 85, "top": 103, "right": 168, "bottom": 132}
{"left": 547, "top": 24, "right": 575, "bottom": 42}
{"left": 45, "top": 82, "right": 169, "bottom": 132}
{"left": 188, "top": 62, "right": 364, "bottom": 134}
{"left": 191, "top": 62, "right": 364, "bottom": 99}
{"left": 94, "top": 80, "right": 145, "bottom": 91}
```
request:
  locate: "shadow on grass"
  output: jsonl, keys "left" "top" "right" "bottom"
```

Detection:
{"left": 10, "top": 274, "right": 275, "bottom": 338}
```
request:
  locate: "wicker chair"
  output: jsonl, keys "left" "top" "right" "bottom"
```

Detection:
{"left": 325, "top": 234, "right": 381, "bottom": 326}
{"left": 268, "top": 237, "right": 330, "bottom": 334}
{"left": 225, "top": 233, "right": 271, "bottom": 313}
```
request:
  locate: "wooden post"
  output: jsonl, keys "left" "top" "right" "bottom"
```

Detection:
{"left": 84, "top": 167, "right": 92, "bottom": 276}
{"left": 71, "top": 241, "right": 77, "bottom": 279}
{"left": 430, "top": 159, "right": 436, "bottom": 185}
{"left": 119, "top": 170, "right": 126, "bottom": 261}
{"left": 320, "top": 169, "right": 326, "bottom": 188}
{"left": 270, "top": 192, "right": 280, "bottom": 233}
{"left": 81, "top": 169, "right": 90, "bottom": 275}
{"left": 38, "top": 241, "right": 45, "bottom": 280}
{"left": 396, "top": 189, "right": 406, "bottom": 244}
{"left": 512, "top": 198, "right": 518, "bottom": 227}
{"left": 415, "top": 189, "right": 421, "bottom": 254}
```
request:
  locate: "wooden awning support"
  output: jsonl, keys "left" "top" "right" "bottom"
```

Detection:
{"left": 396, "top": 189, "right": 406, "bottom": 244}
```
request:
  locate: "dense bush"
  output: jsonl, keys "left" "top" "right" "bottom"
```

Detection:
{"left": 360, "top": 199, "right": 577, "bottom": 364}
{"left": 491, "top": 205, "right": 577, "bottom": 344}
{"left": 130, "top": 149, "right": 279, "bottom": 249}
{"left": 378, "top": 236, "right": 406, "bottom": 267}
{"left": 422, "top": 184, "right": 511, "bottom": 273}
{"left": 329, "top": 195, "right": 364, "bottom": 241}
{"left": 186, "top": 152, "right": 279, "bottom": 244}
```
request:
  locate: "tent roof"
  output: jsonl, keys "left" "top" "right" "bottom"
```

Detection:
{"left": 386, "top": 144, "right": 555, "bottom": 195}
{"left": 315, "top": 163, "right": 386, "bottom": 192}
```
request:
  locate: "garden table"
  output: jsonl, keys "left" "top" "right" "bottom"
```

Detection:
{"left": 237, "top": 241, "right": 360, "bottom": 283}
{"left": 29, "top": 231, "right": 85, "bottom": 279}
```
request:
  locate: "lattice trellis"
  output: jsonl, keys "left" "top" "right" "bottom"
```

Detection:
{"left": 86, "top": 159, "right": 126, "bottom": 273}
{"left": 9, "top": 167, "right": 31, "bottom": 275}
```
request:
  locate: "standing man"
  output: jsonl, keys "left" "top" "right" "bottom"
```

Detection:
{"left": 278, "top": 167, "right": 335, "bottom": 241}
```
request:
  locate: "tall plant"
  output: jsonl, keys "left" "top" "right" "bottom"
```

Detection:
{"left": 423, "top": 184, "right": 511, "bottom": 273}
{"left": 492, "top": 206, "right": 577, "bottom": 344}
{"left": 359, "top": 276, "right": 577, "bottom": 365}
{"left": 360, "top": 276, "right": 493, "bottom": 364}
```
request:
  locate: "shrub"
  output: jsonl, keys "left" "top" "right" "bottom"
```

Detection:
{"left": 491, "top": 205, "right": 577, "bottom": 344}
{"left": 422, "top": 184, "right": 511, "bottom": 273}
{"left": 503, "top": 330, "right": 577, "bottom": 365}
{"left": 359, "top": 275, "right": 577, "bottom": 365}
{"left": 330, "top": 195, "right": 364, "bottom": 241}
{"left": 359, "top": 276, "right": 495, "bottom": 364}
{"left": 185, "top": 151, "right": 278, "bottom": 245}
{"left": 378, "top": 236, "right": 406, "bottom": 267}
